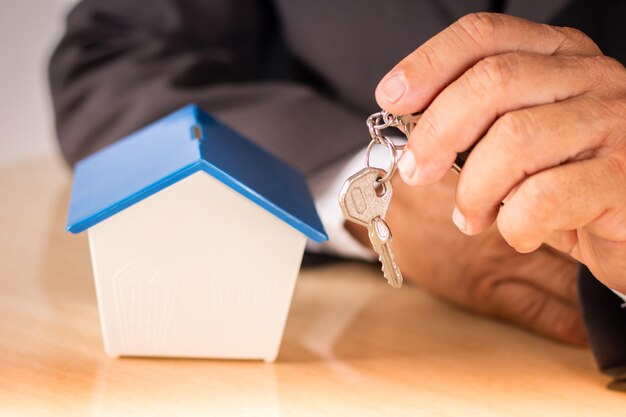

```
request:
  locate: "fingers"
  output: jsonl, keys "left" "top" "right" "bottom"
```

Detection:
{"left": 496, "top": 155, "right": 626, "bottom": 255}
{"left": 398, "top": 53, "right": 605, "bottom": 186}
{"left": 488, "top": 278, "right": 587, "bottom": 345}
{"left": 454, "top": 95, "right": 612, "bottom": 234}
{"left": 375, "top": 13, "right": 601, "bottom": 114}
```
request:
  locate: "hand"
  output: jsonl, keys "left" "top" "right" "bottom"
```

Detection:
{"left": 347, "top": 172, "right": 585, "bottom": 344}
{"left": 375, "top": 13, "right": 626, "bottom": 292}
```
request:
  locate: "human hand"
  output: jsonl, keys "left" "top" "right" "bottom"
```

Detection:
{"left": 375, "top": 13, "right": 626, "bottom": 292}
{"left": 347, "top": 171, "right": 584, "bottom": 344}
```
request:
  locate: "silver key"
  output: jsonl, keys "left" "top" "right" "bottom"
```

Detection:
{"left": 339, "top": 167, "right": 391, "bottom": 227}
{"left": 368, "top": 217, "right": 403, "bottom": 288}
{"left": 339, "top": 167, "right": 403, "bottom": 288}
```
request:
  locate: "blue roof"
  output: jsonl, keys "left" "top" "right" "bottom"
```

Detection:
{"left": 66, "top": 104, "right": 328, "bottom": 242}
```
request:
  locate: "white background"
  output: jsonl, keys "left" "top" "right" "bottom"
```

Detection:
{"left": 0, "top": 0, "right": 77, "bottom": 166}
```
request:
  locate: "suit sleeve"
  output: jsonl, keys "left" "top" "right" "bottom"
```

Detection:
{"left": 48, "top": 0, "right": 365, "bottom": 176}
{"left": 578, "top": 265, "right": 626, "bottom": 389}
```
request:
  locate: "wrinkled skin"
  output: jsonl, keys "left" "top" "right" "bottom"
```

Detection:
{"left": 353, "top": 13, "right": 626, "bottom": 344}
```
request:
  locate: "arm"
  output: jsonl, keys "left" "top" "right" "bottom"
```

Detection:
{"left": 49, "top": 0, "right": 365, "bottom": 175}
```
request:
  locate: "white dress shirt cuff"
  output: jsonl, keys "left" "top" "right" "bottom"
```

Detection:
{"left": 306, "top": 148, "right": 377, "bottom": 261}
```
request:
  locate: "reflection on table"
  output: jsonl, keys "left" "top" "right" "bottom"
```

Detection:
{"left": 0, "top": 158, "right": 622, "bottom": 417}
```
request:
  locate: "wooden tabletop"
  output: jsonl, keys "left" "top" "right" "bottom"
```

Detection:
{"left": 0, "top": 157, "right": 623, "bottom": 416}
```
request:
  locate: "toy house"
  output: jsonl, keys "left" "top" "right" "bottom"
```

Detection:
{"left": 66, "top": 104, "right": 327, "bottom": 362}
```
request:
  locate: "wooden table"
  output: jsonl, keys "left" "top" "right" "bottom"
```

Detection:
{"left": 0, "top": 157, "right": 623, "bottom": 416}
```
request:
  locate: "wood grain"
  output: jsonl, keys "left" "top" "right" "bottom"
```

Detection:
{"left": 0, "top": 157, "right": 622, "bottom": 416}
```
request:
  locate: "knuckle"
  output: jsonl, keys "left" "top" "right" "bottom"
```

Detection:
{"left": 497, "top": 176, "right": 556, "bottom": 250}
{"left": 553, "top": 26, "right": 601, "bottom": 54}
{"left": 518, "top": 176, "right": 557, "bottom": 225}
{"left": 556, "top": 26, "right": 588, "bottom": 42}
{"left": 492, "top": 111, "right": 533, "bottom": 148}
{"left": 552, "top": 313, "right": 584, "bottom": 343}
{"left": 466, "top": 55, "right": 516, "bottom": 95}
{"left": 581, "top": 55, "right": 624, "bottom": 77}
{"left": 590, "top": 93, "right": 626, "bottom": 123}
{"left": 517, "top": 292, "right": 551, "bottom": 327}
{"left": 583, "top": 56, "right": 626, "bottom": 93}
{"left": 456, "top": 12, "right": 500, "bottom": 46}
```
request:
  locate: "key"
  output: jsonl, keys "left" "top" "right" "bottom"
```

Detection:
{"left": 339, "top": 167, "right": 391, "bottom": 227}
{"left": 368, "top": 216, "right": 403, "bottom": 288}
{"left": 339, "top": 167, "right": 404, "bottom": 288}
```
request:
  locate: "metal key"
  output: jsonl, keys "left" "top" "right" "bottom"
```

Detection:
{"left": 368, "top": 216, "right": 403, "bottom": 288}
{"left": 339, "top": 167, "right": 390, "bottom": 227}
{"left": 339, "top": 167, "right": 403, "bottom": 288}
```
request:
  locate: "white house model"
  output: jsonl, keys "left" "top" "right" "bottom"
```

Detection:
{"left": 66, "top": 104, "right": 327, "bottom": 362}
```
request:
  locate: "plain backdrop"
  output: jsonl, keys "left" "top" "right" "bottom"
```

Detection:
{"left": 0, "top": 0, "right": 77, "bottom": 167}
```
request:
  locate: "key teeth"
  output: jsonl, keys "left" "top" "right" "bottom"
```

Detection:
{"left": 378, "top": 253, "right": 403, "bottom": 289}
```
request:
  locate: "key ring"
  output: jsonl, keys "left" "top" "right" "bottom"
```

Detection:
{"left": 366, "top": 111, "right": 422, "bottom": 184}
{"left": 367, "top": 111, "right": 398, "bottom": 141}
{"left": 366, "top": 112, "right": 384, "bottom": 141}
{"left": 366, "top": 134, "right": 398, "bottom": 184}
{"left": 367, "top": 111, "right": 421, "bottom": 147}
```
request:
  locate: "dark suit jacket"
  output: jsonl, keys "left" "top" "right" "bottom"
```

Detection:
{"left": 49, "top": 0, "right": 626, "bottom": 386}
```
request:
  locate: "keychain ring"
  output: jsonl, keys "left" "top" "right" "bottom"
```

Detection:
{"left": 366, "top": 135, "right": 398, "bottom": 183}
{"left": 367, "top": 111, "right": 396, "bottom": 134}
{"left": 367, "top": 112, "right": 384, "bottom": 140}
{"left": 367, "top": 111, "right": 411, "bottom": 150}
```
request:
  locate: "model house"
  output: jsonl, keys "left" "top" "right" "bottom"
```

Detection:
{"left": 66, "top": 104, "right": 327, "bottom": 362}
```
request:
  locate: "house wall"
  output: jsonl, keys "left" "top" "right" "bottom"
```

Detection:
{"left": 87, "top": 171, "right": 307, "bottom": 361}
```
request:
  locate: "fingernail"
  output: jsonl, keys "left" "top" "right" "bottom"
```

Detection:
{"left": 398, "top": 149, "right": 417, "bottom": 182}
{"left": 452, "top": 206, "right": 470, "bottom": 234}
{"left": 378, "top": 72, "right": 406, "bottom": 103}
{"left": 514, "top": 243, "right": 540, "bottom": 254}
